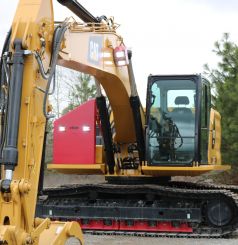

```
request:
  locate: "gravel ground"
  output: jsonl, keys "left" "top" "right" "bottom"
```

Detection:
{"left": 84, "top": 234, "right": 238, "bottom": 245}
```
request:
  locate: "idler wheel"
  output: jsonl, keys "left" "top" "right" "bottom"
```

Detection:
{"left": 206, "top": 199, "right": 233, "bottom": 227}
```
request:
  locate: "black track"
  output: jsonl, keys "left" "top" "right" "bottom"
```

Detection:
{"left": 36, "top": 182, "right": 238, "bottom": 238}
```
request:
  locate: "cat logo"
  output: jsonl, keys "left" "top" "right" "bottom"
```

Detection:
{"left": 88, "top": 36, "right": 103, "bottom": 66}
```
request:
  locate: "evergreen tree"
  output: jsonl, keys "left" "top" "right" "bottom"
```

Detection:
{"left": 204, "top": 33, "right": 238, "bottom": 164}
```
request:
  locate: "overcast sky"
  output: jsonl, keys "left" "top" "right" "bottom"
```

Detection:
{"left": 1, "top": 0, "right": 238, "bottom": 103}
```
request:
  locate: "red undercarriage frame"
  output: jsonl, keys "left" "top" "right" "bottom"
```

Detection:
{"left": 79, "top": 220, "right": 193, "bottom": 233}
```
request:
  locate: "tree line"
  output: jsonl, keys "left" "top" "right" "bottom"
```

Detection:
{"left": 204, "top": 33, "right": 238, "bottom": 166}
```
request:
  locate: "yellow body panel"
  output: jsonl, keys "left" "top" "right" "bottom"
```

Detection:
{"left": 48, "top": 162, "right": 230, "bottom": 177}
{"left": 142, "top": 165, "right": 230, "bottom": 176}
{"left": 208, "top": 108, "right": 222, "bottom": 164}
{"left": 48, "top": 164, "right": 105, "bottom": 174}
{"left": 38, "top": 221, "right": 83, "bottom": 245}
{"left": 96, "top": 145, "right": 104, "bottom": 164}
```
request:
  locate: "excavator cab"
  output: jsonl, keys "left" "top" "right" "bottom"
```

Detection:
{"left": 146, "top": 74, "right": 210, "bottom": 166}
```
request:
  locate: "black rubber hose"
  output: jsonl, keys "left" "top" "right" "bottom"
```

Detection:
{"left": 42, "top": 24, "right": 68, "bottom": 118}
{"left": 0, "top": 29, "right": 11, "bottom": 87}
{"left": 57, "top": 0, "right": 100, "bottom": 23}
{"left": 0, "top": 29, "right": 11, "bottom": 159}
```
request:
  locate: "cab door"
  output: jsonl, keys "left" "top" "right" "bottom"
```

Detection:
{"left": 146, "top": 75, "right": 199, "bottom": 166}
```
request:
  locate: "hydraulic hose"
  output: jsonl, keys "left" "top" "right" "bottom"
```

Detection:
{"left": 57, "top": 0, "right": 100, "bottom": 23}
{"left": 34, "top": 23, "right": 68, "bottom": 118}
{"left": 0, "top": 29, "right": 11, "bottom": 158}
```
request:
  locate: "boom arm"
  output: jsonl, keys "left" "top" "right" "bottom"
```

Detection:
{"left": 58, "top": 26, "right": 137, "bottom": 143}
{"left": 57, "top": 19, "right": 146, "bottom": 172}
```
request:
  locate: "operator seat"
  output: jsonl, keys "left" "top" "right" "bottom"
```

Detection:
{"left": 170, "top": 96, "right": 193, "bottom": 121}
{"left": 170, "top": 96, "right": 195, "bottom": 161}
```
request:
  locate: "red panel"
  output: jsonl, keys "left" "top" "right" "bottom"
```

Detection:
{"left": 119, "top": 221, "right": 192, "bottom": 233}
{"left": 79, "top": 220, "right": 119, "bottom": 230}
{"left": 78, "top": 219, "right": 193, "bottom": 233}
{"left": 53, "top": 99, "right": 96, "bottom": 164}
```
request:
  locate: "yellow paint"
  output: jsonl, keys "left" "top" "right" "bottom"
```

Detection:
{"left": 142, "top": 165, "right": 230, "bottom": 176}
{"left": 96, "top": 145, "right": 104, "bottom": 164}
{"left": 59, "top": 23, "right": 140, "bottom": 144}
{"left": 208, "top": 108, "right": 222, "bottom": 164}
{"left": 48, "top": 164, "right": 105, "bottom": 175}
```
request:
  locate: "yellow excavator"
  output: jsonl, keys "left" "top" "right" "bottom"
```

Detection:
{"left": 1, "top": 0, "right": 238, "bottom": 244}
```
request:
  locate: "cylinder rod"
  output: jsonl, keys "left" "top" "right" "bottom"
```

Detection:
{"left": 127, "top": 51, "right": 145, "bottom": 162}
{"left": 57, "top": 0, "right": 99, "bottom": 23}
{"left": 2, "top": 39, "right": 25, "bottom": 172}
{"left": 96, "top": 96, "right": 115, "bottom": 174}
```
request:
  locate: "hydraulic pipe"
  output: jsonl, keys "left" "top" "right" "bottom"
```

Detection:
{"left": 129, "top": 96, "right": 145, "bottom": 162}
{"left": 96, "top": 96, "right": 115, "bottom": 174}
{"left": 57, "top": 0, "right": 100, "bottom": 23}
{"left": 127, "top": 51, "right": 145, "bottom": 162}
{"left": 38, "top": 123, "right": 48, "bottom": 195}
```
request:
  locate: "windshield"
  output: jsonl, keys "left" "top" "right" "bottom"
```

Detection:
{"left": 147, "top": 79, "right": 196, "bottom": 165}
